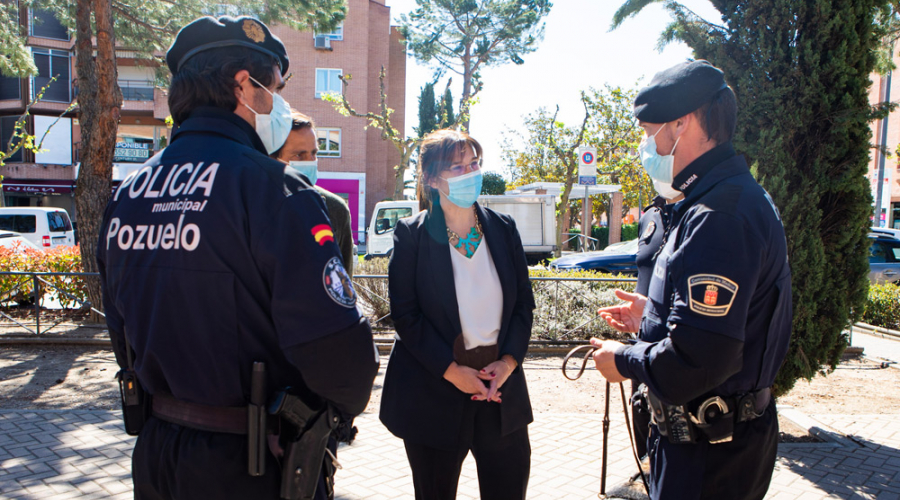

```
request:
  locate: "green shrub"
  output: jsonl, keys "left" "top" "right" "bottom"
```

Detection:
{"left": 862, "top": 283, "right": 900, "bottom": 330}
{"left": 528, "top": 268, "right": 635, "bottom": 341}
{"left": 590, "top": 222, "right": 639, "bottom": 250}
{"left": 0, "top": 245, "right": 88, "bottom": 309}
{"left": 353, "top": 257, "right": 392, "bottom": 329}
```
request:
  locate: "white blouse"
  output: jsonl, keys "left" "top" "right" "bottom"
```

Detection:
{"left": 449, "top": 236, "right": 504, "bottom": 350}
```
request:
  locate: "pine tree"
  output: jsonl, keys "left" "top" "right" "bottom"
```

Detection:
{"left": 612, "top": 0, "right": 887, "bottom": 394}
{"left": 415, "top": 82, "right": 438, "bottom": 137}
{"left": 399, "top": 0, "right": 551, "bottom": 130}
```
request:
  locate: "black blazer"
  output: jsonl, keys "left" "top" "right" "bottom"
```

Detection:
{"left": 379, "top": 202, "right": 536, "bottom": 450}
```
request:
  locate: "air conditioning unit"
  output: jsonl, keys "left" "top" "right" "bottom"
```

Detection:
{"left": 314, "top": 35, "right": 331, "bottom": 50}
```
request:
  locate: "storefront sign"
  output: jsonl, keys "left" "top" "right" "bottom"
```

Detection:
{"left": 114, "top": 141, "right": 151, "bottom": 163}
{"left": 2, "top": 180, "right": 73, "bottom": 195}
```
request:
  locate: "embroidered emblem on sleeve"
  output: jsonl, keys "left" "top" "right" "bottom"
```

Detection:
{"left": 311, "top": 224, "right": 335, "bottom": 245}
{"left": 688, "top": 275, "right": 739, "bottom": 317}
{"left": 641, "top": 221, "right": 656, "bottom": 242}
{"left": 323, "top": 257, "right": 357, "bottom": 308}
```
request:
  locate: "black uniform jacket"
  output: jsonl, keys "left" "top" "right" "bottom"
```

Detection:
{"left": 635, "top": 197, "right": 671, "bottom": 297}
{"left": 615, "top": 143, "right": 792, "bottom": 405}
{"left": 97, "top": 107, "right": 377, "bottom": 416}
{"left": 380, "top": 202, "right": 536, "bottom": 450}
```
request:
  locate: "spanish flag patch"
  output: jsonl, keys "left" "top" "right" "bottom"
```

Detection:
{"left": 311, "top": 224, "right": 334, "bottom": 245}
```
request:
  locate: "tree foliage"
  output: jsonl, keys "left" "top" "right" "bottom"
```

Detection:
{"left": 415, "top": 82, "right": 438, "bottom": 137}
{"left": 0, "top": 0, "right": 346, "bottom": 312}
{"left": 324, "top": 68, "right": 475, "bottom": 201}
{"left": 502, "top": 84, "right": 651, "bottom": 254}
{"left": 481, "top": 171, "right": 507, "bottom": 195}
{"left": 399, "top": 0, "right": 551, "bottom": 129}
{"left": 0, "top": 1, "right": 36, "bottom": 77}
{"left": 612, "top": 0, "right": 886, "bottom": 394}
{"left": 439, "top": 85, "right": 455, "bottom": 128}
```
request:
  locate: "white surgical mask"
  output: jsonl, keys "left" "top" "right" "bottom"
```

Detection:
{"left": 639, "top": 124, "right": 681, "bottom": 199}
{"left": 243, "top": 76, "right": 292, "bottom": 154}
{"left": 289, "top": 160, "right": 318, "bottom": 186}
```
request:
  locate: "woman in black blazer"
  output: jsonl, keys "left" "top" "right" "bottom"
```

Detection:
{"left": 380, "top": 129, "right": 536, "bottom": 500}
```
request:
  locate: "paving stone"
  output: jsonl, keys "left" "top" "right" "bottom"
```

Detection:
{"left": 1, "top": 409, "right": 899, "bottom": 499}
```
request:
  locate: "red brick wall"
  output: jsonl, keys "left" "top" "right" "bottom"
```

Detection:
{"left": 272, "top": 0, "right": 406, "bottom": 218}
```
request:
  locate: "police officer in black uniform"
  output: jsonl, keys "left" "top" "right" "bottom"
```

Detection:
{"left": 97, "top": 16, "right": 378, "bottom": 499}
{"left": 632, "top": 196, "right": 674, "bottom": 459}
{"left": 592, "top": 60, "right": 793, "bottom": 500}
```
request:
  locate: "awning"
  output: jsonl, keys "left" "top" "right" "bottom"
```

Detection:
{"left": 2, "top": 179, "right": 74, "bottom": 195}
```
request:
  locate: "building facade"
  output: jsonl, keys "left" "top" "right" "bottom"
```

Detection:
{"left": 869, "top": 56, "right": 900, "bottom": 229}
{"left": 0, "top": 0, "right": 406, "bottom": 245}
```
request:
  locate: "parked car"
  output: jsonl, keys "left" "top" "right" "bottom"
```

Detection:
{"left": 549, "top": 238, "right": 639, "bottom": 274}
{"left": 868, "top": 233, "right": 900, "bottom": 284}
{"left": 870, "top": 227, "right": 900, "bottom": 240}
{"left": 0, "top": 207, "right": 75, "bottom": 248}
{"left": 0, "top": 231, "right": 42, "bottom": 252}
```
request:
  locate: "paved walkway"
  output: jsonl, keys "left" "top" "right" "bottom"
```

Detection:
{"left": 851, "top": 329, "right": 900, "bottom": 366}
{"left": 1, "top": 408, "right": 899, "bottom": 499}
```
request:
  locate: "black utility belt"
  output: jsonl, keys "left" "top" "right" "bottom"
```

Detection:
{"left": 642, "top": 385, "right": 771, "bottom": 445}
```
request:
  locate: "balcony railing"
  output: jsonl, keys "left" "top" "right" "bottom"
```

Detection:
{"left": 118, "top": 79, "right": 154, "bottom": 101}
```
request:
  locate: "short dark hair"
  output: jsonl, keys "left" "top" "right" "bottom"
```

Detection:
{"left": 693, "top": 87, "right": 737, "bottom": 144}
{"left": 168, "top": 46, "right": 278, "bottom": 126}
{"left": 270, "top": 109, "right": 316, "bottom": 158}
{"left": 416, "top": 129, "right": 482, "bottom": 211}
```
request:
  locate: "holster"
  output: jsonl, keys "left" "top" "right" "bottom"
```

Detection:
{"left": 641, "top": 384, "right": 770, "bottom": 445}
{"left": 116, "top": 368, "right": 150, "bottom": 436}
{"left": 269, "top": 390, "right": 337, "bottom": 500}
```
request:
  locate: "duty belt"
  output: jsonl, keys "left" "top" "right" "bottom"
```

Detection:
{"left": 152, "top": 393, "right": 250, "bottom": 434}
{"left": 645, "top": 387, "right": 771, "bottom": 444}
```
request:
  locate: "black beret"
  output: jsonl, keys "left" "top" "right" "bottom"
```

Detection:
{"left": 634, "top": 60, "right": 728, "bottom": 123}
{"left": 166, "top": 16, "right": 289, "bottom": 75}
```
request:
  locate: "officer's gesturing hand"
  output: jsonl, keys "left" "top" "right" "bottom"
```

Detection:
{"left": 597, "top": 289, "right": 647, "bottom": 333}
{"left": 589, "top": 338, "right": 628, "bottom": 383}
{"left": 444, "top": 361, "right": 490, "bottom": 400}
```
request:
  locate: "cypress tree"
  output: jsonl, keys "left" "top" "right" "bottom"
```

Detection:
{"left": 612, "top": 0, "right": 887, "bottom": 394}
{"left": 416, "top": 82, "right": 438, "bottom": 137}
{"left": 439, "top": 87, "right": 456, "bottom": 129}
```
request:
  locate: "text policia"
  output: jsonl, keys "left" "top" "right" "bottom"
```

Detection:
{"left": 105, "top": 162, "right": 219, "bottom": 253}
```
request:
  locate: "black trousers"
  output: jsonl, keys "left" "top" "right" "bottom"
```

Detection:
{"left": 403, "top": 400, "right": 530, "bottom": 500}
{"left": 132, "top": 416, "right": 332, "bottom": 500}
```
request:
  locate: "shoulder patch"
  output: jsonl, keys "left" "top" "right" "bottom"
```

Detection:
{"left": 641, "top": 220, "right": 657, "bottom": 242}
{"left": 312, "top": 224, "right": 334, "bottom": 246}
{"left": 323, "top": 257, "right": 356, "bottom": 308}
{"left": 688, "top": 274, "right": 738, "bottom": 317}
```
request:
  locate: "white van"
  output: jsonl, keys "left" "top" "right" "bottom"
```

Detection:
{"left": 365, "top": 200, "right": 421, "bottom": 258}
{"left": 0, "top": 207, "right": 75, "bottom": 248}
{"left": 365, "top": 195, "right": 558, "bottom": 263}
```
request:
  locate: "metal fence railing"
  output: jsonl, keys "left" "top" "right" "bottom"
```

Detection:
{"left": 353, "top": 274, "right": 637, "bottom": 341}
{"left": 1, "top": 271, "right": 637, "bottom": 341}
{"left": 0, "top": 271, "right": 103, "bottom": 335}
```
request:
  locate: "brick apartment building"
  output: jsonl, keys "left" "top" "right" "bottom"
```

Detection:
{"left": 869, "top": 53, "right": 900, "bottom": 229}
{"left": 0, "top": 0, "right": 406, "bottom": 244}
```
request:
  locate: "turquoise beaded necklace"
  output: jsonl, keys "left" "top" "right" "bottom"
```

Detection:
{"left": 446, "top": 209, "right": 483, "bottom": 259}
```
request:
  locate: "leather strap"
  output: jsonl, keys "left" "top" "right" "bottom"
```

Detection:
{"left": 152, "top": 393, "right": 248, "bottom": 434}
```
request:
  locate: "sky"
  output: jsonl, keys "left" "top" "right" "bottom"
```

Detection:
{"left": 383, "top": 0, "right": 722, "bottom": 177}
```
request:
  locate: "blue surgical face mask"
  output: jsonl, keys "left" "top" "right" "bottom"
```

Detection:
{"left": 638, "top": 124, "right": 681, "bottom": 199}
{"left": 439, "top": 169, "right": 483, "bottom": 208}
{"left": 244, "top": 76, "right": 292, "bottom": 154}
{"left": 289, "top": 160, "right": 318, "bottom": 186}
